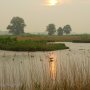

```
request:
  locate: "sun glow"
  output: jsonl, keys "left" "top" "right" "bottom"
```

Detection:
{"left": 46, "top": 0, "right": 59, "bottom": 6}
{"left": 49, "top": 0, "right": 58, "bottom": 6}
{"left": 44, "top": 0, "right": 71, "bottom": 6}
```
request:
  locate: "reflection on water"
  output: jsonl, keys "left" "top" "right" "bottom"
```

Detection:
{"left": 49, "top": 61, "right": 56, "bottom": 80}
{"left": 48, "top": 52, "right": 57, "bottom": 80}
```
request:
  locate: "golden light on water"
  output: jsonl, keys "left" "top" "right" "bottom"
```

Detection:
{"left": 48, "top": 52, "right": 57, "bottom": 80}
{"left": 49, "top": 61, "right": 56, "bottom": 80}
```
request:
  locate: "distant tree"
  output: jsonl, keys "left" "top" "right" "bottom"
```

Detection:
{"left": 57, "top": 27, "right": 63, "bottom": 36}
{"left": 63, "top": 25, "right": 72, "bottom": 35}
{"left": 7, "top": 17, "right": 26, "bottom": 35}
{"left": 46, "top": 24, "right": 56, "bottom": 35}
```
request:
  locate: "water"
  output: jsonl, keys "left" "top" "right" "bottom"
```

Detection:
{"left": 0, "top": 42, "right": 90, "bottom": 90}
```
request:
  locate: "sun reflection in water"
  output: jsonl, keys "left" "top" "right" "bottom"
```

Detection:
{"left": 48, "top": 52, "right": 57, "bottom": 80}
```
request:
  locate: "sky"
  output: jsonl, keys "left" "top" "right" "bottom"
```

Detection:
{"left": 0, "top": 0, "right": 90, "bottom": 33}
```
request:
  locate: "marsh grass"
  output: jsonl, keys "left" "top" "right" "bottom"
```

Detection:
{"left": 0, "top": 37, "right": 68, "bottom": 51}
{"left": 0, "top": 49, "right": 90, "bottom": 90}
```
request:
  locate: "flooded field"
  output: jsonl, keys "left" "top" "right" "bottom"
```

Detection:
{"left": 0, "top": 42, "right": 90, "bottom": 90}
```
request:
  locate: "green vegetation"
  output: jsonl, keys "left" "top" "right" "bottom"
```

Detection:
{"left": 46, "top": 24, "right": 56, "bottom": 35}
{"left": 57, "top": 27, "right": 63, "bottom": 36}
{"left": 0, "top": 16, "right": 72, "bottom": 36}
{"left": 0, "top": 34, "right": 90, "bottom": 51}
{"left": 7, "top": 17, "right": 26, "bottom": 35}
{"left": 16, "top": 34, "right": 90, "bottom": 42}
{"left": 73, "top": 34, "right": 90, "bottom": 43}
{"left": 73, "top": 40, "right": 90, "bottom": 43}
{"left": 46, "top": 24, "right": 72, "bottom": 35}
{"left": 63, "top": 25, "right": 72, "bottom": 35}
{"left": 0, "top": 36, "right": 68, "bottom": 51}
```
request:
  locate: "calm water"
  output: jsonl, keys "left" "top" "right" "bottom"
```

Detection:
{"left": 0, "top": 42, "right": 90, "bottom": 89}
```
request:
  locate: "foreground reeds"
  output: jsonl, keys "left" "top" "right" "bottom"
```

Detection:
{"left": 0, "top": 48, "right": 90, "bottom": 90}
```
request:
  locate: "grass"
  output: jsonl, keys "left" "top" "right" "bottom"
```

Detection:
{"left": 73, "top": 40, "right": 90, "bottom": 43}
{"left": 0, "top": 34, "right": 90, "bottom": 42}
{"left": 16, "top": 34, "right": 90, "bottom": 42}
{"left": 0, "top": 49, "right": 90, "bottom": 90}
{"left": 0, "top": 36, "right": 69, "bottom": 51}
{"left": 16, "top": 35, "right": 82, "bottom": 42}
{"left": 0, "top": 34, "right": 90, "bottom": 51}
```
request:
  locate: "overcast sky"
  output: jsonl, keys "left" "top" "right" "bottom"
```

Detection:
{"left": 0, "top": 0, "right": 90, "bottom": 33}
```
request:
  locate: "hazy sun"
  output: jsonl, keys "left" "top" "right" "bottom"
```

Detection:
{"left": 49, "top": 0, "right": 58, "bottom": 6}
{"left": 44, "top": 0, "right": 70, "bottom": 6}
{"left": 46, "top": 0, "right": 59, "bottom": 6}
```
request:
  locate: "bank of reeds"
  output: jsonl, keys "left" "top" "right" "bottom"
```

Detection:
{"left": 0, "top": 37, "right": 68, "bottom": 51}
{"left": 0, "top": 49, "right": 90, "bottom": 90}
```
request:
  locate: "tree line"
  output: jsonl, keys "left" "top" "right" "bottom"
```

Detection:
{"left": 6, "top": 16, "right": 72, "bottom": 35}
{"left": 46, "top": 24, "right": 72, "bottom": 35}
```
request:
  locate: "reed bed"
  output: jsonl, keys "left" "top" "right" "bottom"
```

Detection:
{"left": 0, "top": 48, "right": 90, "bottom": 90}
{"left": 0, "top": 37, "right": 68, "bottom": 51}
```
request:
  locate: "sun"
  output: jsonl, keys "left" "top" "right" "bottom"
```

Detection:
{"left": 44, "top": 0, "right": 65, "bottom": 6}
{"left": 48, "top": 0, "right": 58, "bottom": 6}
{"left": 46, "top": 0, "right": 59, "bottom": 6}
